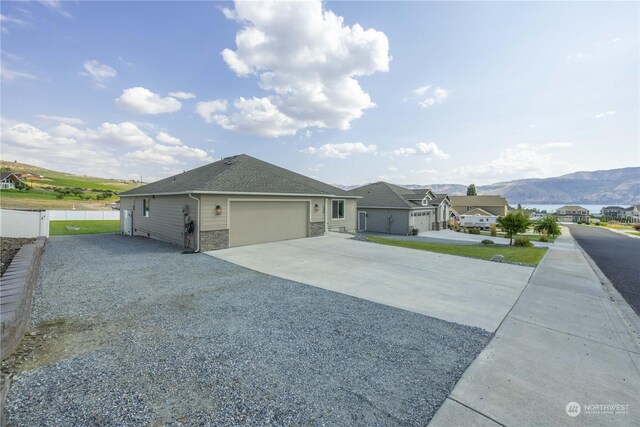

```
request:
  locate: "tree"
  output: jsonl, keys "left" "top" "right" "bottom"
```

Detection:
{"left": 534, "top": 216, "right": 561, "bottom": 237}
{"left": 497, "top": 211, "right": 531, "bottom": 245}
{"left": 467, "top": 184, "right": 477, "bottom": 196}
{"left": 517, "top": 203, "right": 522, "bottom": 210}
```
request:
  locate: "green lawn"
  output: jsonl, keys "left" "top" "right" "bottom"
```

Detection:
{"left": 50, "top": 220, "right": 120, "bottom": 235}
{"left": 478, "top": 230, "right": 557, "bottom": 242}
{"left": 1, "top": 189, "right": 62, "bottom": 200}
{"left": 629, "top": 232, "right": 640, "bottom": 237}
{"left": 367, "top": 236, "right": 548, "bottom": 266}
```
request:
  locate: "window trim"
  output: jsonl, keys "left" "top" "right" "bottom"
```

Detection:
{"left": 143, "top": 197, "right": 150, "bottom": 217}
{"left": 331, "top": 199, "right": 345, "bottom": 220}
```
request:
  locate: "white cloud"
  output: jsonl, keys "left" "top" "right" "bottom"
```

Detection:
{"left": 168, "top": 91, "right": 196, "bottom": 100}
{"left": 448, "top": 143, "right": 576, "bottom": 183}
{"left": 413, "top": 86, "right": 431, "bottom": 97}
{"left": 156, "top": 131, "right": 182, "bottom": 146}
{"left": 116, "top": 87, "right": 182, "bottom": 115}
{"left": 417, "top": 86, "right": 448, "bottom": 109}
{"left": 0, "top": 14, "right": 29, "bottom": 32}
{"left": 595, "top": 111, "right": 616, "bottom": 119}
{"left": 301, "top": 142, "right": 377, "bottom": 159}
{"left": 542, "top": 142, "right": 572, "bottom": 148}
{"left": 567, "top": 52, "right": 589, "bottom": 61}
{"left": 39, "top": 1, "right": 72, "bottom": 18}
{"left": 196, "top": 99, "right": 228, "bottom": 123}
{"left": 82, "top": 60, "right": 116, "bottom": 86}
{"left": 1, "top": 117, "right": 213, "bottom": 176}
{"left": 35, "top": 114, "right": 84, "bottom": 125}
{"left": 612, "top": 37, "right": 621, "bottom": 43}
{"left": 390, "top": 142, "right": 449, "bottom": 159}
{"left": 215, "top": 0, "right": 390, "bottom": 137}
{"left": 0, "top": 64, "right": 37, "bottom": 81}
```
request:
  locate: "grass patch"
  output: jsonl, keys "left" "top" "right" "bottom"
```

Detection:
{"left": 600, "top": 223, "right": 636, "bottom": 230}
{"left": 367, "top": 236, "right": 547, "bottom": 266}
{"left": 629, "top": 232, "right": 640, "bottom": 237}
{"left": 50, "top": 220, "right": 120, "bottom": 235}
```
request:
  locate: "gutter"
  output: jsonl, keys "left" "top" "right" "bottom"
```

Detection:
{"left": 120, "top": 191, "right": 361, "bottom": 199}
{"left": 187, "top": 193, "right": 200, "bottom": 253}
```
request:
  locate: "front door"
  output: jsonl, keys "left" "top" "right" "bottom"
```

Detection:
{"left": 358, "top": 211, "right": 367, "bottom": 232}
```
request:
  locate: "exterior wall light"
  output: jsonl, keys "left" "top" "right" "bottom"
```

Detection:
{"left": 314, "top": 203, "right": 319, "bottom": 212}
{"left": 215, "top": 205, "right": 222, "bottom": 215}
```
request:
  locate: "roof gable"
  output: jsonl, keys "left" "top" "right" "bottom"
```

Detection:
{"left": 349, "top": 182, "right": 439, "bottom": 209}
{"left": 120, "top": 154, "right": 354, "bottom": 197}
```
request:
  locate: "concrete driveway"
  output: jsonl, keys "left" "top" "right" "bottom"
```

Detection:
{"left": 207, "top": 233, "right": 535, "bottom": 332}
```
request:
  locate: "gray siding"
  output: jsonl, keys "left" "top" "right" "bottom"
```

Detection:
{"left": 123, "top": 195, "right": 198, "bottom": 249}
{"left": 358, "top": 208, "right": 410, "bottom": 234}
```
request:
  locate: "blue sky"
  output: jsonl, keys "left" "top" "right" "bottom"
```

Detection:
{"left": 1, "top": 1, "right": 638, "bottom": 185}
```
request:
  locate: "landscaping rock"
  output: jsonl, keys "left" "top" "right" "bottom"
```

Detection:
{"left": 490, "top": 254, "right": 505, "bottom": 263}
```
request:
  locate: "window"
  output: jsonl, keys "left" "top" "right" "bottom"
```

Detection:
{"left": 143, "top": 198, "right": 150, "bottom": 217}
{"left": 332, "top": 199, "right": 345, "bottom": 219}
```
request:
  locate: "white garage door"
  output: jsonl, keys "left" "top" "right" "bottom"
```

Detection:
{"left": 412, "top": 211, "right": 431, "bottom": 232}
{"left": 229, "top": 201, "right": 309, "bottom": 247}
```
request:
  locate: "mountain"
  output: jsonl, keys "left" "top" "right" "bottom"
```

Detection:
{"left": 337, "top": 167, "right": 640, "bottom": 204}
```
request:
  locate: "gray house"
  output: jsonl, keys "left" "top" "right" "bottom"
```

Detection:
{"left": 118, "top": 155, "right": 358, "bottom": 251}
{"left": 349, "top": 182, "right": 451, "bottom": 234}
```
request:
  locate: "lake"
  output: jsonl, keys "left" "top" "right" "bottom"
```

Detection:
{"left": 516, "top": 204, "right": 624, "bottom": 214}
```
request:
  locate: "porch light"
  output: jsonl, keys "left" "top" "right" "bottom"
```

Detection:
{"left": 215, "top": 205, "right": 222, "bottom": 215}
{"left": 314, "top": 204, "right": 319, "bottom": 212}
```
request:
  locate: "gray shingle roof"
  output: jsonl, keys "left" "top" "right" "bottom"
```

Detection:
{"left": 349, "top": 182, "right": 436, "bottom": 209}
{"left": 120, "top": 154, "right": 355, "bottom": 197}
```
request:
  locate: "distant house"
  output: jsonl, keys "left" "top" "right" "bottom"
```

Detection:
{"left": 0, "top": 172, "right": 25, "bottom": 190}
{"left": 600, "top": 206, "right": 626, "bottom": 219}
{"left": 459, "top": 208, "right": 498, "bottom": 229}
{"left": 555, "top": 205, "right": 589, "bottom": 223}
{"left": 14, "top": 172, "right": 44, "bottom": 180}
{"left": 118, "top": 154, "right": 358, "bottom": 251}
{"left": 348, "top": 182, "right": 451, "bottom": 234}
{"left": 623, "top": 205, "right": 640, "bottom": 223}
{"left": 450, "top": 195, "right": 509, "bottom": 220}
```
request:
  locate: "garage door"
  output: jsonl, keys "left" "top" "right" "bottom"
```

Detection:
{"left": 412, "top": 211, "right": 431, "bottom": 232}
{"left": 229, "top": 201, "right": 309, "bottom": 247}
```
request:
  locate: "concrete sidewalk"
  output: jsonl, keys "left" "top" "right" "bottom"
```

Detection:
{"left": 429, "top": 228, "right": 640, "bottom": 426}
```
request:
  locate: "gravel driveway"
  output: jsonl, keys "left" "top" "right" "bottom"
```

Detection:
{"left": 3, "top": 234, "right": 491, "bottom": 426}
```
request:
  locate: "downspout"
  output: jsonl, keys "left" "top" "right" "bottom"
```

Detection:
{"left": 188, "top": 193, "right": 200, "bottom": 252}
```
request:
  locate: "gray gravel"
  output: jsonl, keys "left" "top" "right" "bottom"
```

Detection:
{"left": 4, "top": 234, "right": 492, "bottom": 426}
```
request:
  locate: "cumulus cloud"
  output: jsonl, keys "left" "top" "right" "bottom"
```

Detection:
{"left": 195, "top": 99, "right": 228, "bottom": 123}
{"left": 82, "top": 60, "right": 117, "bottom": 86}
{"left": 301, "top": 142, "right": 377, "bottom": 159}
{"left": 415, "top": 86, "right": 448, "bottom": 109}
{"left": 390, "top": 142, "right": 450, "bottom": 159}
{"left": 169, "top": 91, "right": 196, "bottom": 100}
{"left": 1, "top": 117, "right": 213, "bottom": 177}
{"left": 595, "top": 111, "right": 616, "bottom": 119}
{"left": 35, "top": 114, "right": 84, "bottom": 125}
{"left": 116, "top": 87, "right": 182, "bottom": 115}
{"left": 213, "top": 0, "right": 390, "bottom": 137}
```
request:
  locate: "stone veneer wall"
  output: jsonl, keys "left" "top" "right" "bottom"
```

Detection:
{"left": 310, "top": 222, "right": 325, "bottom": 237}
{"left": 200, "top": 230, "right": 229, "bottom": 251}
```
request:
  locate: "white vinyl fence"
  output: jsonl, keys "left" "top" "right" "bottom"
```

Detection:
{"left": 0, "top": 209, "right": 50, "bottom": 238}
{"left": 48, "top": 210, "right": 120, "bottom": 220}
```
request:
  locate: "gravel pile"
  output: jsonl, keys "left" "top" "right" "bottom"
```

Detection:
{"left": 1, "top": 237, "right": 35, "bottom": 276}
{"left": 4, "top": 234, "right": 492, "bottom": 426}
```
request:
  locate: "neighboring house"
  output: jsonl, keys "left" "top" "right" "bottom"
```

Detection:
{"left": 0, "top": 172, "right": 24, "bottom": 190}
{"left": 623, "top": 205, "right": 640, "bottom": 223}
{"left": 348, "top": 182, "right": 451, "bottom": 234}
{"left": 449, "top": 195, "right": 509, "bottom": 219}
{"left": 118, "top": 154, "right": 358, "bottom": 251}
{"left": 530, "top": 212, "right": 549, "bottom": 220}
{"left": 14, "top": 172, "right": 44, "bottom": 180}
{"left": 459, "top": 208, "right": 498, "bottom": 229}
{"left": 600, "top": 206, "right": 626, "bottom": 219}
{"left": 555, "top": 205, "right": 590, "bottom": 223}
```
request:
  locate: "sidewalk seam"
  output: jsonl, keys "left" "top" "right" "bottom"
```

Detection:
{"left": 448, "top": 397, "right": 506, "bottom": 427}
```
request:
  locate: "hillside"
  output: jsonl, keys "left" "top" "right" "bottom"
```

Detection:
{"left": 0, "top": 160, "right": 141, "bottom": 211}
{"left": 339, "top": 167, "right": 640, "bottom": 204}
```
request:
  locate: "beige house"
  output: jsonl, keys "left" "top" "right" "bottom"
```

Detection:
{"left": 118, "top": 155, "right": 358, "bottom": 251}
{"left": 450, "top": 195, "right": 509, "bottom": 218}
{"left": 555, "top": 205, "right": 589, "bottom": 223}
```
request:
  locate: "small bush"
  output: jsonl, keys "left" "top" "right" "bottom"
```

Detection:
{"left": 633, "top": 224, "right": 640, "bottom": 231}
{"left": 410, "top": 227, "right": 419, "bottom": 236}
{"left": 468, "top": 227, "right": 481, "bottom": 235}
{"left": 514, "top": 236, "right": 534, "bottom": 247}
{"left": 538, "top": 233, "right": 548, "bottom": 242}
{"left": 481, "top": 239, "right": 494, "bottom": 244}
{"left": 490, "top": 224, "right": 497, "bottom": 237}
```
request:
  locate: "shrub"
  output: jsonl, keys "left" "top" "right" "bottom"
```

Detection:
{"left": 497, "top": 211, "right": 532, "bottom": 245}
{"left": 468, "top": 227, "right": 481, "bottom": 235}
{"left": 481, "top": 239, "right": 494, "bottom": 244}
{"left": 534, "top": 216, "right": 561, "bottom": 237}
{"left": 490, "top": 224, "right": 497, "bottom": 237}
{"left": 514, "top": 236, "right": 534, "bottom": 247}
{"left": 634, "top": 224, "right": 640, "bottom": 231}
{"left": 410, "top": 227, "right": 419, "bottom": 236}
{"left": 538, "top": 233, "right": 548, "bottom": 242}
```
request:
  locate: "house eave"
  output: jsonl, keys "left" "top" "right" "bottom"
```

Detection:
{"left": 119, "top": 190, "right": 361, "bottom": 199}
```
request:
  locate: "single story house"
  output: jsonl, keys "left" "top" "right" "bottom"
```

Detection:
{"left": 118, "top": 154, "right": 358, "bottom": 251}
{"left": 0, "top": 172, "right": 24, "bottom": 190}
{"left": 555, "top": 205, "right": 589, "bottom": 223}
{"left": 600, "top": 206, "right": 626, "bottom": 219}
{"left": 459, "top": 208, "right": 498, "bottom": 229}
{"left": 348, "top": 182, "right": 451, "bottom": 234}
{"left": 449, "top": 195, "right": 509, "bottom": 220}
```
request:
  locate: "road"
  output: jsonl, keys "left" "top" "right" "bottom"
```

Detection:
{"left": 567, "top": 224, "right": 640, "bottom": 315}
